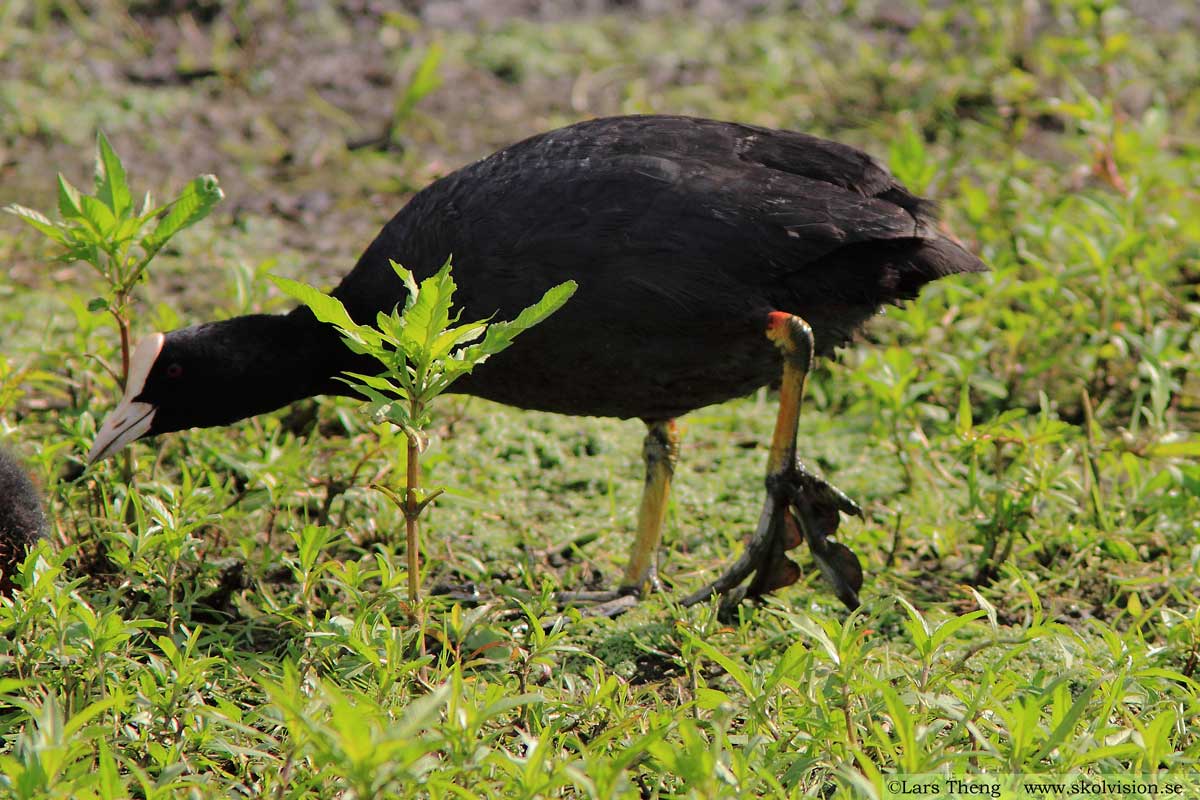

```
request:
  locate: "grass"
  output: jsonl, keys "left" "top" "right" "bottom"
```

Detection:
{"left": 1, "top": 1, "right": 1198, "bottom": 797}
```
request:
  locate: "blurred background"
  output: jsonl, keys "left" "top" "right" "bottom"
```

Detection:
{"left": 0, "top": 2, "right": 1198, "bottom": 795}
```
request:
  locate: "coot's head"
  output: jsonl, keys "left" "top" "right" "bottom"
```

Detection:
{"left": 88, "top": 315, "right": 346, "bottom": 463}
{"left": 89, "top": 332, "right": 198, "bottom": 462}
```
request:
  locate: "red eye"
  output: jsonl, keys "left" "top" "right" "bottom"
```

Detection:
{"left": 166, "top": 363, "right": 184, "bottom": 379}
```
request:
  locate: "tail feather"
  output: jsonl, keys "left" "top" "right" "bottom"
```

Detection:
{"left": 803, "top": 235, "right": 986, "bottom": 305}
{"left": 789, "top": 233, "right": 987, "bottom": 353}
{"left": 890, "top": 236, "right": 988, "bottom": 299}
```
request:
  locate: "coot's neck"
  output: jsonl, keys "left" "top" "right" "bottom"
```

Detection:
{"left": 177, "top": 311, "right": 371, "bottom": 426}
{"left": 280, "top": 306, "right": 379, "bottom": 397}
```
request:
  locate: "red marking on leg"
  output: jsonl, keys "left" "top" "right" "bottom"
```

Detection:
{"left": 766, "top": 311, "right": 790, "bottom": 334}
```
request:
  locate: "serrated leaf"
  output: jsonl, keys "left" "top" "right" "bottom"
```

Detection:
{"left": 344, "top": 371, "right": 404, "bottom": 398}
{"left": 271, "top": 275, "right": 379, "bottom": 347}
{"left": 468, "top": 279, "right": 577, "bottom": 360}
{"left": 57, "top": 174, "right": 84, "bottom": 219}
{"left": 113, "top": 213, "right": 151, "bottom": 245}
{"left": 399, "top": 261, "right": 457, "bottom": 358}
{"left": 339, "top": 377, "right": 400, "bottom": 411}
{"left": 389, "top": 259, "right": 420, "bottom": 306}
{"left": 3, "top": 204, "right": 69, "bottom": 244}
{"left": 87, "top": 297, "right": 109, "bottom": 312}
{"left": 79, "top": 194, "right": 118, "bottom": 237}
{"left": 430, "top": 320, "right": 487, "bottom": 360}
{"left": 95, "top": 131, "right": 132, "bottom": 219}
{"left": 270, "top": 275, "right": 369, "bottom": 342}
{"left": 142, "top": 174, "right": 223, "bottom": 253}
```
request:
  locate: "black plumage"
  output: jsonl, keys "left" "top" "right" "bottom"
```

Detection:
{"left": 97, "top": 116, "right": 984, "bottom": 436}
{"left": 0, "top": 448, "right": 45, "bottom": 594}
{"left": 89, "top": 115, "right": 986, "bottom": 606}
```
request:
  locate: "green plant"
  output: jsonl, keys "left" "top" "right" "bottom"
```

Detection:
{"left": 4, "top": 132, "right": 222, "bottom": 387}
{"left": 390, "top": 41, "right": 444, "bottom": 142}
{"left": 3, "top": 4, "right": 1200, "bottom": 796}
{"left": 274, "top": 260, "right": 576, "bottom": 619}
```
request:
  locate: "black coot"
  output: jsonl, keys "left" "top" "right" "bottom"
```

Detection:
{"left": 0, "top": 448, "right": 46, "bottom": 595}
{"left": 89, "top": 115, "right": 986, "bottom": 610}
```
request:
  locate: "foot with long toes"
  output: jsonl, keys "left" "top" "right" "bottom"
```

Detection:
{"left": 683, "top": 312, "right": 864, "bottom": 614}
{"left": 558, "top": 312, "right": 864, "bottom": 619}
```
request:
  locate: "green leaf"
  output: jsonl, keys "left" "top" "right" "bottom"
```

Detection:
{"left": 3, "top": 203, "right": 69, "bottom": 244}
{"left": 956, "top": 382, "right": 973, "bottom": 434}
{"left": 689, "top": 637, "right": 754, "bottom": 696}
{"left": 693, "top": 687, "right": 731, "bottom": 711}
{"left": 79, "top": 194, "right": 118, "bottom": 237}
{"left": 888, "top": 122, "right": 936, "bottom": 193}
{"left": 1034, "top": 682, "right": 1097, "bottom": 761}
{"left": 967, "top": 586, "right": 999, "bottom": 633}
{"left": 94, "top": 131, "right": 132, "bottom": 219}
{"left": 270, "top": 274, "right": 364, "bottom": 337}
{"left": 87, "top": 297, "right": 110, "bottom": 313}
{"left": 142, "top": 174, "right": 223, "bottom": 253}
{"left": 57, "top": 173, "right": 84, "bottom": 219}
{"left": 344, "top": 371, "right": 408, "bottom": 400}
{"left": 898, "top": 596, "right": 931, "bottom": 654}
{"left": 340, "top": 377, "right": 404, "bottom": 416}
{"left": 469, "top": 279, "right": 577, "bottom": 360}
{"left": 429, "top": 320, "right": 487, "bottom": 361}
{"left": 398, "top": 261, "right": 457, "bottom": 359}
{"left": 389, "top": 259, "right": 420, "bottom": 310}
{"left": 1147, "top": 438, "right": 1200, "bottom": 458}
{"left": 394, "top": 42, "right": 444, "bottom": 124}
{"left": 928, "top": 609, "right": 987, "bottom": 652}
{"left": 1101, "top": 537, "right": 1138, "bottom": 562}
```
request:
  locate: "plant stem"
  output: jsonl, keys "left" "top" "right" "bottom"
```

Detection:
{"left": 109, "top": 299, "right": 135, "bottom": 488}
{"left": 404, "top": 424, "right": 425, "bottom": 656}
{"left": 405, "top": 430, "right": 420, "bottom": 607}
{"left": 109, "top": 301, "right": 131, "bottom": 388}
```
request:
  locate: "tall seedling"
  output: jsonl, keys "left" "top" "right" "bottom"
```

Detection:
{"left": 5, "top": 133, "right": 223, "bottom": 479}
{"left": 275, "top": 261, "right": 576, "bottom": 626}
{"left": 6, "top": 132, "right": 223, "bottom": 387}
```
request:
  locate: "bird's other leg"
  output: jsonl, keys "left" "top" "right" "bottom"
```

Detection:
{"left": 556, "top": 419, "right": 678, "bottom": 617}
{"left": 621, "top": 419, "right": 679, "bottom": 595}
{"left": 682, "top": 312, "right": 863, "bottom": 613}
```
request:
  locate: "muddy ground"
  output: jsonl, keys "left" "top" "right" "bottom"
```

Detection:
{"left": 3, "top": 0, "right": 1194, "bottom": 295}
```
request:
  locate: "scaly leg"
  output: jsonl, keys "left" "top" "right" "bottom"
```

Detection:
{"left": 682, "top": 312, "right": 863, "bottom": 612}
{"left": 621, "top": 419, "right": 679, "bottom": 594}
{"left": 557, "top": 419, "right": 679, "bottom": 616}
